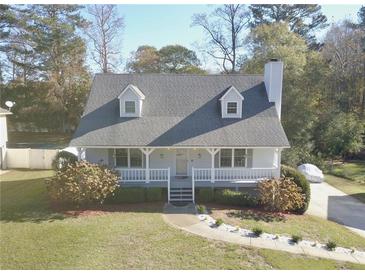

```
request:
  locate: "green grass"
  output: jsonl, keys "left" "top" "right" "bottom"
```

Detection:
{"left": 1, "top": 170, "right": 364, "bottom": 270}
{"left": 325, "top": 174, "right": 365, "bottom": 203}
{"left": 210, "top": 207, "right": 365, "bottom": 251}
{"left": 328, "top": 162, "right": 365, "bottom": 183}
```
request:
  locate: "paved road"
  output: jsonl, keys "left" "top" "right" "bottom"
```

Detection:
{"left": 307, "top": 182, "right": 365, "bottom": 238}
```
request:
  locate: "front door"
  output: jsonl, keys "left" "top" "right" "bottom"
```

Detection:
{"left": 175, "top": 149, "right": 188, "bottom": 176}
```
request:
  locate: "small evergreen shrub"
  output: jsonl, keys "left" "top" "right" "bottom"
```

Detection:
{"left": 258, "top": 178, "right": 305, "bottom": 212}
{"left": 146, "top": 188, "right": 163, "bottom": 202}
{"left": 196, "top": 204, "right": 207, "bottom": 214}
{"left": 214, "top": 189, "right": 258, "bottom": 207}
{"left": 281, "top": 165, "right": 311, "bottom": 214}
{"left": 326, "top": 241, "right": 337, "bottom": 251}
{"left": 47, "top": 161, "right": 118, "bottom": 205}
{"left": 252, "top": 227, "right": 263, "bottom": 237}
{"left": 215, "top": 218, "right": 224, "bottom": 226}
{"left": 291, "top": 235, "right": 302, "bottom": 244}
{"left": 197, "top": 188, "right": 214, "bottom": 203}
{"left": 52, "top": 150, "right": 78, "bottom": 171}
{"left": 107, "top": 187, "right": 145, "bottom": 204}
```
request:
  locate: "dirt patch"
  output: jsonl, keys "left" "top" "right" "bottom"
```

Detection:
{"left": 52, "top": 202, "right": 165, "bottom": 218}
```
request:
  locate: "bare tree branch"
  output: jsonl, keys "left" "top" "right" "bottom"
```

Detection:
{"left": 85, "top": 5, "right": 124, "bottom": 73}
{"left": 191, "top": 4, "right": 250, "bottom": 73}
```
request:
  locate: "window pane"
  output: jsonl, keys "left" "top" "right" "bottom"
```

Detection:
{"left": 227, "top": 102, "right": 237, "bottom": 114}
{"left": 234, "top": 149, "right": 246, "bottom": 167}
{"left": 130, "top": 148, "right": 143, "bottom": 167}
{"left": 125, "top": 101, "right": 135, "bottom": 113}
{"left": 220, "top": 149, "right": 232, "bottom": 167}
{"left": 116, "top": 149, "right": 128, "bottom": 167}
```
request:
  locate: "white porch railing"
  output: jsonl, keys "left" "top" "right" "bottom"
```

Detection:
{"left": 116, "top": 168, "right": 170, "bottom": 183}
{"left": 193, "top": 167, "right": 277, "bottom": 182}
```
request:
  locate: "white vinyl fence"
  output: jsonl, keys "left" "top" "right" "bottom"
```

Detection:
{"left": 6, "top": 148, "right": 59, "bottom": 169}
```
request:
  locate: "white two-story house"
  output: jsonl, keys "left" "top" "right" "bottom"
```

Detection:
{"left": 70, "top": 60, "right": 290, "bottom": 202}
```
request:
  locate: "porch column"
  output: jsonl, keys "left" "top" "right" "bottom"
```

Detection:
{"left": 206, "top": 148, "right": 220, "bottom": 183}
{"left": 140, "top": 148, "right": 155, "bottom": 183}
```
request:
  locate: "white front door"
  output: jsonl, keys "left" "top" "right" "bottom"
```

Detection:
{"left": 175, "top": 149, "right": 188, "bottom": 175}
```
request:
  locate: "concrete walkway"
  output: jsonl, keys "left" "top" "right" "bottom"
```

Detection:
{"left": 163, "top": 204, "right": 365, "bottom": 265}
{"left": 307, "top": 182, "right": 365, "bottom": 238}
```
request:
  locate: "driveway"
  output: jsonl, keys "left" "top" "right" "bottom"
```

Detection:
{"left": 307, "top": 182, "right": 365, "bottom": 238}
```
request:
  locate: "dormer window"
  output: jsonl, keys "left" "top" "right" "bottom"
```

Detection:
{"left": 125, "top": 101, "right": 136, "bottom": 113}
{"left": 227, "top": 102, "right": 237, "bottom": 114}
{"left": 219, "top": 86, "right": 244, "bottom": 118}
{"left": 118, "top": 84, "right": 145, "bottom": 117}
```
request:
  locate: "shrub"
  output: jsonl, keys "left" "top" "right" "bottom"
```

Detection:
{"left": 107, "top": 187, "right": 145, "bottom": 204}
{"left": 215, "top": 218, "right": 224, "bottom": 226}
{"left": 252, "top": 227, "right": 263, "bottom": 237}
{"left": 214, "top": 189, "right": 258, "bottom": 207}
{"left": 326, "top": 241, "right": 337, "bottom": 251}
{"left": 281, "top": 165, "right": 311, "bottom": 214}
{"left": 47, "top": 161, "right": 118, "bottom": 205}
{"left": 258, "top": 178, "right": 305, "bottom": 212}
{"left": 52, "top": 150, "right": 78, "bottom": 171}
{"left": 197, "top": 188, "right": 214, "bottom": 203}
{"left": 145, "top": 188, "right": 163, "bottom": 202}
{"left": 291, "top": 235, "right": 302, "bottom": 244}
{"left": 196, "top": 204, "right": 207, "bottom": 214}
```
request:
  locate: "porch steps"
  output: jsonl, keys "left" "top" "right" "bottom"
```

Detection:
{"left": 169, "top": 187, "right": 193, "bottom": 202}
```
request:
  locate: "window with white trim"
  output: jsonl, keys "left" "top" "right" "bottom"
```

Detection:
{"left": 115, "top": 148, "right": 144, "bottom": 168}
{"left": 219, "top": 149, "right": 247, "bottom": 167}
{"left": 125, "top": 101, "right": 136, "bottom": 113}
{"left": 115, "top": 149, "right": 128, "bottom": 167}
{"left": 220, "top": 149, "right": 232, "bottom": 167}
{"left": 234, "top": 149, "right": 246, "bottom": 167}
{"left": 130, "top": 148, "right": 143, "bottom": 167}
{"left": 227, "top": 102, "right": 237, "bottom": 114}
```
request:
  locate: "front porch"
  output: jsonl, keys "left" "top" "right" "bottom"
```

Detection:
{"left": 83, "top": 146, "right": 281, "bottom": 202}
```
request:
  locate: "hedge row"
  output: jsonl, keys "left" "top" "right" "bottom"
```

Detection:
{"left": 196, "top": 188, "right": 258, "bottom": 207}
{"left": 106, "top": 187, "right": 166, "bottom": 204}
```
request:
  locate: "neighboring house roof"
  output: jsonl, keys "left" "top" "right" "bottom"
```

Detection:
{"left": 70, "top": 74, "right": 290, "bottom": 148}
{"left": 0, "top": 107, "right": 12, "bottom": 115}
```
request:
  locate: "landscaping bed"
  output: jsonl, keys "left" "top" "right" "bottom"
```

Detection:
{"left": 207, "top": 204, "right": 365, "bottom": 251}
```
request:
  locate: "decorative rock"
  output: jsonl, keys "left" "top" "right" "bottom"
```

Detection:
{"left": 195, "top": 213, "right": 365, "bottom": 259}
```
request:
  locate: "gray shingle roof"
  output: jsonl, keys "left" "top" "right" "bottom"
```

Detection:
{"left": 70, "top": 74, "right": 290, "bottom": 147}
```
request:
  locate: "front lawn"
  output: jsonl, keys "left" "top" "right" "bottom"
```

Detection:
{"left": 325, "top": 174, "right": 365, "bottom": 204}
{"left": 1, "top": 170, "right": 364, "bottom": 270}
{"left": 209, "top": 205, "right": 365, "bottom": 251}
{"left": 328, "top": 161, "right": 365, "bottom": 183}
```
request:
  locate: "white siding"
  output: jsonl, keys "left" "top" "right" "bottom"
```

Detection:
{"left": 252, "top": 148, "right": 276, "bottom": 168}
{"left": 84, "top": 147, "right": 281, "bottom": 177}
{"left": 150, "top": 149, "right": 176, "bottom": 174}
{"left": 220, "top": 87, "right": 243, "bottom": 118}
{"left": 119, "top": 88, "right": 143, "bottom": 117}
{"left": 0, "top": 116, "right": 8, "bottom": 147}
{"left": 85, "top": 148, "right": 110, "bottom": 166}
